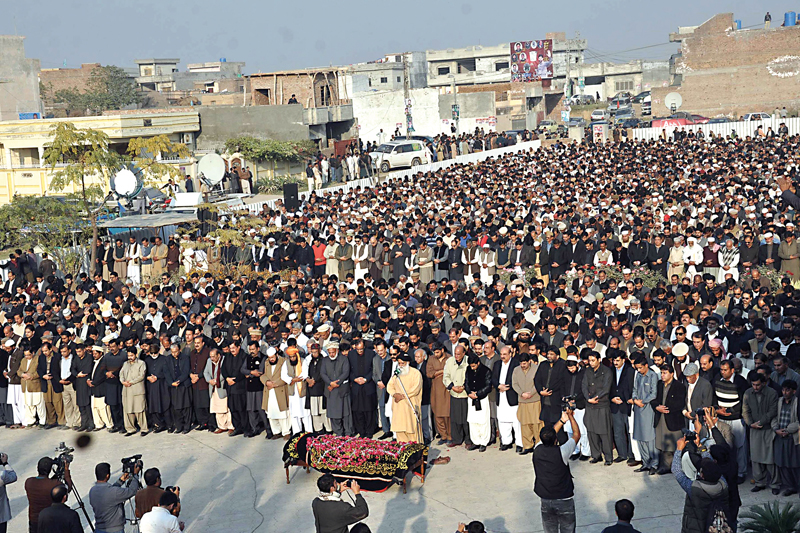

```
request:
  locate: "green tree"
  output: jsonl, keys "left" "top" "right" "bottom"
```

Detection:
{"left": 223, "top": 136, "right": 315, "bottom": 162}
{"left": 126, "top": 134, "right": 191, "bottom": 189}
{"left": 87, "top": 65, "right": 141, "bottom": 112}
{"left": 0, "top": 195, "right": 90, "bottom": 277}
{"left": 53, "top": 88, "right": 88, "bottom": 117}
{"left": 43, "top": 122, "right": 122, "bottom": 271}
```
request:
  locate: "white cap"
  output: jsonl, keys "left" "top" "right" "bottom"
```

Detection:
{"left": 182, "top": 291, "right": 192, "bottom": 300}
{"left": 122, "top": 315, "right": 132, "bottom": 325}
{"left": 101, "top": 310, "right": 112, "bottom": 318}
{"left": 4, "top": 339, "right": 15, "bottom": 347}
{"left": 266, "top": 347, "right": 277, "bottom": 357}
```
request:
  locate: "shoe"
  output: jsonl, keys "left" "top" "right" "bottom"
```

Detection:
{"left": 737, "top": 476, "right": 746, "bottom": 485}
{"left": 154, "top": 426, "right": 166, "bottom": 434}
{"left": 604, "top": 461, "right": 613, "bottom": 466}
{"left": 181, "top": 428, "right": 191, "bottom": 434}
{"left": 634, "top": 466, "right": 649, "bottom": 473}
{"left": 516, "top": 446, "right": 523, "bottom": 454}
{"left": 447, "top": 441, "right": 461, "bottom": 448}
{"left": 656, "top": 468, "right": 671, "bottom": 475}
{"left": 230, "top": 430, "right": 244, "bottom": 437}
{"left": 244, "top": 432, "right": 254, "bottom": 438}
{"left": 499, "top": 444, "right": 511, "bottom": 451}
{"left": 613, "top": 457, "right": 626, "bottom": 463}
{"left": 628, "top": 460, "right": 641, "bottom": 467}
{"left": 378, "top": 432, "right": 393, "bottom": 440}
{"left": 108, "top": 427, "right": 119, "bottom": 434}
{"left": 124, "top": 432, "right": 136, "bottom": 437}
{"left": 436, "top": 439, "right": 447, "bottom": 445}
{"left": 213, "top": 429, "right": 226, "bottom": 434}
{"left": 649, "top": 468, "right": 658, "bottom": 475}
{"left": 140, "top": 431, "right": 149, "bottom": 436}
{"left": 57, "top": 425, "right": 69, "bottom": 430}
{"left": 784, "top": 489, "right": 797, "bottom": 496}
{"left": 465, "top": 444, "right": 477, "bottom": 451}
{"left": 772, "top": 488, "right": 781, "bottom": 495}
{"left": 228, "top": 429, "right": 235, "bottom": 434}
{"left": 579, "top": 455, "right": 590, "bottom": 462}
{"left": 570, "top": 454, "right": 580, "bottom": 461}
{"left": 521, "top": 448, "right": 534, "bottom": 455}
{"left": 44, "top": 424, "right": 55, "bottom": 430}
{"left": 589, "top": 457, "right": 602, "bottom": 464}
{"left": 751, "top": 486, "right": 765, "bottom": 493}
{"left": 77, "top": 426, "right": 88, "bottom": 432}
{"left": 479, "top": 446, "right": 486, "bottom": 452}
{"left": 92, "top": 427, "right": 104, "bottom": 432}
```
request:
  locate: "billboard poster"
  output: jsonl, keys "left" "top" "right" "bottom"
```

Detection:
{"left": 510, "top": 40, "right": 553, "bottom": 82}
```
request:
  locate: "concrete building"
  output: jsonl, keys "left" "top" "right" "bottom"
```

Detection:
{"left": 0, "top": 36, "right": 43, "bottom": 121}
{"left": 134, "top": 59, "right": 245, "bottom": 93}
{"left": 0, "top": 110, "right": 199, "bottom": 204}
{"left": 653, "top": 13, "right": 800, "bottom": 117}
{"left": 248, "top": 67, "right": 347, "bottom": 107}
{"left": 575, "top": 59, "right": 670, "bottom": 101}
{"left": 135, "top": 59, "right": 181, "bottom": 91}
{"left": 341, "top": 52, "right": 428, "bottom": 96}
{"left": 426, "top": 36, "right": 587, "bottom": 89}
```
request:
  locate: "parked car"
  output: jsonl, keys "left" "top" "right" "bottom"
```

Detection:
{"left": 408, "top": 135, "right": 435, "bottom": 145}
{"left": 641, "top": 96, "right": 651, "bottom": 116}
{"left": 632, "top": 91, "right": 650, "bottom": 104}
{"left": 370, "top": 140, "right": 429, "bottom": 173}
{"left": 690, "top": 114, "right": 710, "bottom": 124}
{"left": 590, "top": 109, "right": 610, "bottom": 122}
{"left": 708, "top": 117, "right": 730, "bottom": 124}
{"left": 537, "top": 120, "right": 558, "bottom": 134}
{"left": 568, "top": 94, "right": 595, "bottom": 106}
{"left": 620, "top": 118, "right": 643, "bottom": 128}
{"left": 608, "top": 96, "right": 632, "bottom": 115}
{"left": 742, "top": 112, "right": 771, "bottom": 121}
{"left": 567, "top": 117, "right": 586, "bottom": 128}
{"left": 613, "top": 92, "right": 634, "bottom": 100}
{"left": 615, "top": 107, "right": 635, "bottom": 119}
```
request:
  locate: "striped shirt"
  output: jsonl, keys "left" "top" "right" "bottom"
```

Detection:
{"left": 714, "top": 376, "right": 745, "bottom": 420}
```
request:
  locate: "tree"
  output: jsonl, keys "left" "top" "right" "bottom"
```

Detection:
{"left": 43, "top": 122, "right": 122, "bottom": 272}
{"left": 88, "top": 65, "right": 141, "bottom": 112}
{"left": 0, "top": 195, "right": 90, "bottom": 278}
{"left": 126, "top": 134, "right": 191, "bottom": 188}
{"left": 223, "top": 136, "right": 316, "bottom": 162}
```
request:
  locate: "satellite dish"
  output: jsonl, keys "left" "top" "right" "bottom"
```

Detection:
{"left": 664, "top": 92, "right": 683, "bottom": 112}
{"left": 110, "top": 168, "right": 142, "bottom": 198}
{"left": 197, "top": 154, "right": 225, "bottom": 187}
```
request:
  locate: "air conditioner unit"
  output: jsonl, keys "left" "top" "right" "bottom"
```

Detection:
{"left": 181, "top": 133, "right": 194, "bottom": 145}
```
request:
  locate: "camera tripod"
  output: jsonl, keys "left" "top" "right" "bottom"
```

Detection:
{"left": 63, "top": 479, "right": 94, "bottom": 533}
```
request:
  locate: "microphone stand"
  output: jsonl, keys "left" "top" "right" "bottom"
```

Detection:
{"left": 393, "top": 368, "right": 423, "bottom": 445}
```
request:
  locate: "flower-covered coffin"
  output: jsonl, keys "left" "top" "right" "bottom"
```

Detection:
{"left": 283, "top": 432, "right": 428, "bottom": 492}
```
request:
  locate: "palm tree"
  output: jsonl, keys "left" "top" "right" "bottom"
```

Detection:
{"left": 739, "top": 502, "right": 800, "bottom": 533}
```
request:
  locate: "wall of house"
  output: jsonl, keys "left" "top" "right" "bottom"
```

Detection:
{"left": 0, "top": 36, "right": 43, "bottom": 121}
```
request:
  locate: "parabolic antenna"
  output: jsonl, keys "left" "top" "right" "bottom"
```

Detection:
{"left": 110, "top": 168, "right": 143, "bottom": 198}
{"left": 664, "top": 92, "right": 683, "bottom": 112}
{"left": 197, "top": 153, "right": 226, "bottom": 187}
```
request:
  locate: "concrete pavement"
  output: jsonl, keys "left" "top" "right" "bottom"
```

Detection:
{"left": 0, "top": 427, "right": 785, "bottom": 532}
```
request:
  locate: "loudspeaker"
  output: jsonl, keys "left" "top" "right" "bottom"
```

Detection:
{"left": 283, "top": 182, "right": 299, "bottom": 211}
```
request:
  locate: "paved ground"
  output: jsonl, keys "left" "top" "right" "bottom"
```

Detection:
{"left": 0, "top": 427, "right": 787, "bottom": 533}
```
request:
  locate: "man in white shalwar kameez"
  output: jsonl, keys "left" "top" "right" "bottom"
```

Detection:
{"left": 281, "top": 346, "right": 312, "bottom": 434}
{"left": 683, "top": 237, "right": 704, "bottom": 280}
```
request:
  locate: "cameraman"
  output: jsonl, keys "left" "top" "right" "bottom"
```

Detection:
{"left": 135, "top": 468, "right": 165, "bottom": 519}
{"left": 88, "top": 462, "right": 141, "bottom": 533}
{"left": 24, "top": 457, "right": 71, "bottom": 533}
{"left": 312, "top": 474, "right": 369, "bottom": 533}
{"left": 532, "top": 408, "right": 580, "bottom": 533}
{"left": 1, "top": 453, "right": 17, "bottom": 533}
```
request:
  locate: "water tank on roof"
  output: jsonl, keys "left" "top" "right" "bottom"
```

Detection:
{"left": 220, "top": 57, "right": 227, "bottom": 62}
{"left": 785, "top": 12, "right": 797, "bottom": 27}
{"left": 734, "top": 19, "right": 742, "bottom": 29}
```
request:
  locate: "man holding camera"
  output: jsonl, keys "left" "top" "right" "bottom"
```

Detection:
{"left": 312, "top": 474, "right": 369, "bottom": 533}
{"left": 533, "top": 408, "right": 581, "bottom": 533}
{"left": 135, "top": 468, "right": 165, "bottom": 519}
{"left": 35, "top": 484, "right": 82, "bottom": 533}
{"left": 24, "top": 457, "right": 70, "bottom": 533}
{"left": 140, "top": 490, "right": 184, "bottom": 533}
{"left": 88, "top": 461, "right": 141, "bottom": 533}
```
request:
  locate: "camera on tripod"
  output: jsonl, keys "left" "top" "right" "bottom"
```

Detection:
{"left": 121, "top": 454, "right": 143, "bottom": 476}
{"left": 52, "top": 442, "right": 74, "bottom": 481}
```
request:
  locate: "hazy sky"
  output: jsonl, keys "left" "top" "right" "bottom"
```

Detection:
{"left": 1, "top": 1, "right": 790, "bottom": 73}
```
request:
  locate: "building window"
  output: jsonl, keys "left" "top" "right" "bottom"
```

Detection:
{"left": 495, "top": 61, "right": 509, "bottom": 71}
{"left": 368, "top": 79, "right": 372, "bottom": 87}
{"left": 396, "top": 76, "right": 401, "bottom": 83}
{"left": 614, "top": 80, "right": 634, "bottom": 92}
{"left": 395, "top": 55, "right": 402, "bottom": 62}
{"left": 380, "top": 77, "right": 388, "bottom": 84}
{"left": 457, "top": 58, "right": 476, "bottom": 74}
{"left": 143, "top": 119, "right": 152, "bottom": 127}
{"left": 319, "top": 85, "right": 331, "bottom": 106}
{"left": 437, "top": 66, "right": 450, "bottom": 76}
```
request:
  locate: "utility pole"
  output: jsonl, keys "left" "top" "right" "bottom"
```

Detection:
{"left": 403, "top": 53, "right": 413, "bottom": 139}
{"left": 576, "top": 31, "right": 584, "bottom": 97}
{"left": 565, "top": 36, "right": 571, "bottom": 99}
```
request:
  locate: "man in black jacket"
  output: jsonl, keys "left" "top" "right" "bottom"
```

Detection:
{"left": 609, "top": 350, "right": 637, "bottom": 465}
{"left": 492, "top": 346, "right": 520, "bottom": 451}
{"left": 312, "top": 474, "right": 369, "bottom": 533}
{"left": 222, "top": 341, "right": 248, "bottom": 436}
{"left": 36, "top": 484, "right": 83, "bottom": 533}
{"left": 652, "top": 364, "right": 687, "bottom": 475}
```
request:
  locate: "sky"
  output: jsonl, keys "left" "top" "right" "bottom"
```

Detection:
{"left": 0, "top": 0, "right": 792, "bottom": 73}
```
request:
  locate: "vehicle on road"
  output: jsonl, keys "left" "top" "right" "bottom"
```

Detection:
{"left": 537, "top": 120, "right": 558, "bottom": 134}
{"left": 742, "top": 112, "right": 771, "bottom": 121}
{"left": 370, "top": 140, "right": 429, "bottom": 173}
{"left": 650, "top": 112, "right": 708, "bottom": 128}
{"left": 567, "top": 117, "right": 586, "bottom": 128}
{"left": 608, "top": 96, "right": 632, "bottom": 115}
{"left": 632, "top": 91, "right": 650, "bottom": 104}
{"left": 708, "top": 117, "right": 730, "bottom": 124}
{"left": 641, "top": 96, "right": 651, "bottom": 116}
{"left": 590, "top": 109, "right": 610, "bottom": 122}
{"left": 568, "top": 94, "right": 596, "bottom": 106}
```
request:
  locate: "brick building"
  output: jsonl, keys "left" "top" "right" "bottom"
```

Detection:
{"left": 653, "top": 13, "right": 800, "bottom": 117}
{"left": 248, "top": 68, "right": 347, "bottom": 107}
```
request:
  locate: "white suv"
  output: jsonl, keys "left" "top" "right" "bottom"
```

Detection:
{"left": 370, "top": 140, "right": 429, "bottom": 173}
{"left": 742, "top": 112, "right": 771, "bottom": 121}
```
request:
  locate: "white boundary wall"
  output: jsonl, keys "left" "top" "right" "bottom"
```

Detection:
{"left": 631, "top": 116, "right": 800, "bottom": 141}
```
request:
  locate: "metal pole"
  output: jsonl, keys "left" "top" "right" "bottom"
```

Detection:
{"left": 451, "top": 76, "right": 459, "bottom": 136}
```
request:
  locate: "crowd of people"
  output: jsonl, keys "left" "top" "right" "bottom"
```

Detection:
{"left": 2, "top": 128, "right": 800, "bottom": 532}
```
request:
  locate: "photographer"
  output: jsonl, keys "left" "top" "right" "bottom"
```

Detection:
{"left": 88, "top": 462, "right": 141, "bottom": 533}
{"left": 312, "top": 474, "right": 369, "bottom": 533}
{"left": 532, "top": 408, "right": 580, "bottom": 533}
{"left": 135, "top": 468, "right": 165, "bottom": 519}
{"left": 35, "top": 484, "right": 82, "bottom": 533}
{"left": 139, "top": 490, "right": 184, "bottom": 533}
{"left": 0, "top": 453, "right": 17, "bottom": 533}
{"left": 24, "top": 457, "right": 71, "bottom": 533}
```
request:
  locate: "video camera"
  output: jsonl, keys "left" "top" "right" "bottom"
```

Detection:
{"left": 52, "top": 442, "right": 74, "bottom": 481}
{"left": 121, "top": 454, "right": 143, "bottom": 476}
{"left": 561, "top": 394, "right": 577, "bottom": 412}
{"left": 681, "top": 427, "right": 697, "bottom": 441}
